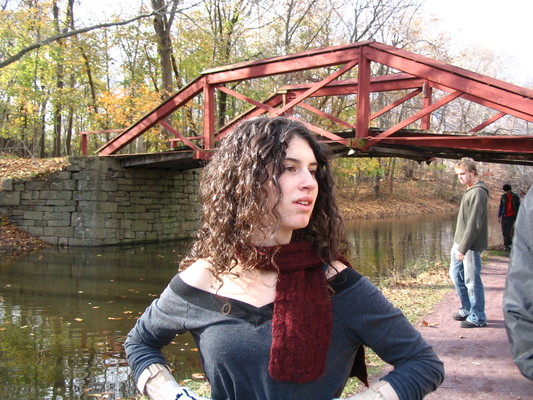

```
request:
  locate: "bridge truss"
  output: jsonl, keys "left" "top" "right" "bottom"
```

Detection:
{"left": 96, "top": 41, "right": 533, "bottom": 168}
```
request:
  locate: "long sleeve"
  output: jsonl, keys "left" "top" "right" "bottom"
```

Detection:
{"left": 124, "top": 284, "right": 190, "bottom": 381}
{"left": 503, "top": 188, "right": 533, "bottom": 380}
{"left": 335, "top": 271, "right": 445, "bottom": 400}
{"left": 455, "top": 184, "right": 489, "bottom": 254}
{"left": 498, "top": 194, "right": 505, "bottom": 218}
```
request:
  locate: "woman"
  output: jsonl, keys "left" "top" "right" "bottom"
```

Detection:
{"left": 124, "top": 116, "right": 444, "bottom": 400}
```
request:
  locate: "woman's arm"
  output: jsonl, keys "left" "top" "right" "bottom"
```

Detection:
{"left": 503, "top": 189, "right": 533, "bottom": 380}
{"left": 339, "top": 275, "right": 444, "bottom": 400}
{"left": 124, "top": 282, "right": 207, "bottom": 399}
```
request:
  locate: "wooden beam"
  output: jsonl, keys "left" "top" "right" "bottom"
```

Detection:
{"left": 363, "top": 44, "right": 533, "bottom": 118}
{"left": 203, "top": 84, "right": 215, "bottom": 150}
{"left": 365, "top": 90, "right": 463, "bottom": 148}
{"left": 370, "top": 88, "right": 422, "bottom": 120}
{"left": 421, "top": 82, "right": 432, "bottom": 130}
{"left": 356, "top": 47, "right": 370, "bottom": 139}
{"left": 469, "top": 112, "right": 507, "bottom": 133}
{"left": 272, "top": 59, "right": 359, "bottom": 117}
{"left": 298, "top": 102, "right": 354, "bottom": 129}
{"left": 202, "top": 42, "right": 370, "bottom": 84}
{"left": 159, "top": 120, "right": 202, "bottom": 152}
{"left": 376, "top": 136, "right": 533, "bottom": 153}
{"left": 98, "top": 76, "right": 206, "bottom": 155}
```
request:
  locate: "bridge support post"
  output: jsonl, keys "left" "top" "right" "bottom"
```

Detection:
{"left": 356, "top": 48, "right": 371, "bottom": 139}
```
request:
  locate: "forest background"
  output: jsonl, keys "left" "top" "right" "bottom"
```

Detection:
{"left": 1, "top": 0, "right": 532, "bottom": 209}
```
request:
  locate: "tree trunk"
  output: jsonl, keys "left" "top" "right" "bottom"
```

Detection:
{"left": 39, "top": 100, "right": 48, "bottom": 158}
{"left": 373, "top": 159, "right": 382, "bottom": 199}
{"left": 418, "top": 163, "right": 426, "bottom": 190}
{"left": 81, "top": 51, "right": 99, "bottom": 114}
{"left": 52, "top": 1, "right": 64, "bottom": 157}
{"left": 151, "top": 0, "right": 179, "bottom": 97}
{"left": 218, "top": 90, "right": 228, "bottom": 129}
{"left": 388, "top": 157, "right": 396, "bottom": 194}
{"left": 151, "top": 0, "right": 180, "bottom": 140}
{"left": 65, "top": 105, "right": 74, "bottom": 155}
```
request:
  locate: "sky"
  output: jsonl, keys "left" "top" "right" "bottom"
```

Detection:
{"left": 420, "top": 0, "right": 532, "bottom": 86}
{"left": 76, "top": 0, "right": 532, "bottom": 87}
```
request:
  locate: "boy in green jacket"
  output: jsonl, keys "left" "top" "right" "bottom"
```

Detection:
{"left": 450, "top": 158, "right": 489, "bottom": 328}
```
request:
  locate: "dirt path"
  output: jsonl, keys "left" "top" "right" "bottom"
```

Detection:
{"left": 417, "top": 255, "right": 532, "bottom": 399}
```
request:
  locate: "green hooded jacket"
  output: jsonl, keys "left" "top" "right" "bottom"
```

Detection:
{"left": 453, "top": 181, "right": 489, "bottom": 254}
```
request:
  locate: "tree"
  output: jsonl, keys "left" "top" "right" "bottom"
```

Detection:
{"left": 2, "top": 0, "right": 527, "bottom": 166}
{"left": 151, "top": 0, "right": 181, "bottom": 97}
{"left": 0, "top": 4, "right": 169, "bottom": 69}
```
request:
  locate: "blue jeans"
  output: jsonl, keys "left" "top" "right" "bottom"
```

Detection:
{"left": 449, "top": 243, "right": 486, "bottom": 325}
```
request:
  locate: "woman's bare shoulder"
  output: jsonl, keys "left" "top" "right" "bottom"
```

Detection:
{"left": 326, "top": 259, "right": 349, "bottom": 279}
{"left": 179, "top": 259, "right": 216, "bottom": 291}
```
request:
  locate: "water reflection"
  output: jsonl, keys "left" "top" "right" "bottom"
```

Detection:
{"left": 345, "top": 213, "right": 457, "bottom": 280}
{"left": 0, "top": 211, "right": 501, "bottom": 399}
{"left": 1, "top": 243, "right": 197, "bottom": 400}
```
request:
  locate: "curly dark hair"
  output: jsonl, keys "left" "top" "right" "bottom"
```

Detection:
{"left": 180, "top": 116, "right": 348, "bottom": 276}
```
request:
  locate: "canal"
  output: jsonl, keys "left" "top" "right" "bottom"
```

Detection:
{"left": 0, "top": 211, "right": 501, "bottom": 399}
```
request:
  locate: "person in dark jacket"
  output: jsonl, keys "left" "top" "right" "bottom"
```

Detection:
{"left": 503, "top": 186, "right": 533, "bottom": 380}
{"left": 124, "top": 116, "right": 444, "bottom": 400}
{"left": 449, "top": 158, "right": 489, "bottom": 328}
{"left": 498, "top": 184, "right": 520, "bottom": 251}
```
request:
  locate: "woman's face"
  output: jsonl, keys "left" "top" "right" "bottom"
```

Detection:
{"left": 261, "top": 135, "right": 319, "bottom": 245}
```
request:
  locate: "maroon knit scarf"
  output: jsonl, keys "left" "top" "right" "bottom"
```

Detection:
{"left": 254, "top": 238, "right": 332, "bottom": 383}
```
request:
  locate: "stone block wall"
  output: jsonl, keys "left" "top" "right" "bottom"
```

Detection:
{"left": 0, "top": 157, "right": 201, "bottom": 246}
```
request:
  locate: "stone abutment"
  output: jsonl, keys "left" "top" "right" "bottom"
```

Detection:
{"left": 0, "top": 157, "right": 200, "bottom": 246}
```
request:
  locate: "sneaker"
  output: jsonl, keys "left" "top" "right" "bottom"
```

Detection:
{"left": 460, "top": 320, "right": 486, "bottom": 328}
{"left": 452, "top": 312, "right": 467, "bottom": 321}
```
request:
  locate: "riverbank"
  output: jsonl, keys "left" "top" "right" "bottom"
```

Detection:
{"left": 0, "top": 157, "right": 459, "bottom": 256}
{"left": 336, "top": 185, "right": 458, "bottom": 219}
{"left": 0, "top": 191, "right": 456, "bottom": 256}
{"left": 0, "top": 213, "right": 49, "bottom": 255}
{"left": 1, "top": 157, "right": 68, "bottom": 256}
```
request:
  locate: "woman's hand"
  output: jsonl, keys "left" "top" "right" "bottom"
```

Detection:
{"left": 138, "top": 363, "right": 209, "bottom": 400}
{"left": 340, "top": 380, "right": 399, "bottom": 400}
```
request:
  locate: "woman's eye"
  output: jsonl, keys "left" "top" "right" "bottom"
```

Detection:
{"left": 309, "top": 169, "right": 317, "bottom": 176}
{"left": 284, "top": 165, "right": 296, "bottom": 172}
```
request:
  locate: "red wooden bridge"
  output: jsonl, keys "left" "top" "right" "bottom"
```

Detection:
{"left": 91, "top": 41, "right": 533, "bottom": 169}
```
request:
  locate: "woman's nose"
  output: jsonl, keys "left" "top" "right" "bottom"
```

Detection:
{"left": 300, "top": 170, "right": 317, "bottom": 189}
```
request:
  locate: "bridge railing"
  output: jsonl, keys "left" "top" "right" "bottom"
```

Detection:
{"left": 78, "top": 130, "right": 124, "bottom": 156}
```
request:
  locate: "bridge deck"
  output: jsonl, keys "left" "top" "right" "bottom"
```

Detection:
{"left": 113, "top": 128, "right": 533, "bottom": 170}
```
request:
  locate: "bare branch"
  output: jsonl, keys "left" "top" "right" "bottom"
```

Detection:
{"left": 0, "top": 8, "right": 162, "bottom": 69}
